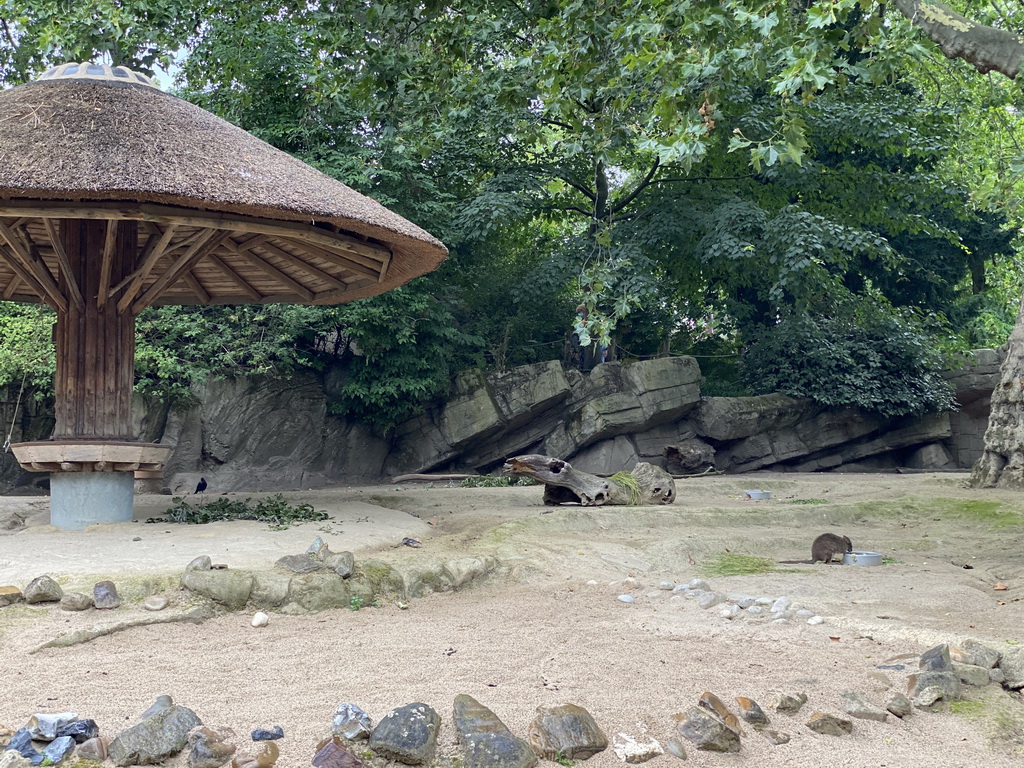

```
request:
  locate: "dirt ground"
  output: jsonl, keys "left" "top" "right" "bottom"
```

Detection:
{"left": 1, "top": 471, "right": 1024, "bottom": 767}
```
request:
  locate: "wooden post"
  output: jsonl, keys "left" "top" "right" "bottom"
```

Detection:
{"left": 53, "top": 219, "right": 138, "bottom": 440}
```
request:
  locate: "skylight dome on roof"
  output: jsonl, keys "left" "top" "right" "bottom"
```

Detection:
{"left": 38, "top": 61, "right": 158, "bottom": 88}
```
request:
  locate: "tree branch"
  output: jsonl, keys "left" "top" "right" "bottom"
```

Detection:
{"left": 551, "top": 169, "right": 597, "bottom": 202}
{"left": 893, "top": 0, "right": 1024, "bottom": 79}
{"left": 609, "top": 158, "right": 660, "bottom": 217}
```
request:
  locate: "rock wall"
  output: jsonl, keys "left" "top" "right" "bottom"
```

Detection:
{"left": 0, "top": 350, "right": 1004, "bottom": 494}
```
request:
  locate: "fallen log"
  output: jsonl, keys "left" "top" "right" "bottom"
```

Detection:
{"left": 503, "top": 454, "right": 676, "bottom": 506}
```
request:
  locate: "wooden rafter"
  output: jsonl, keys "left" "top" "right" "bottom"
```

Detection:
{"left": 2, "top": 273, "right": 20, "bottom": 300}
{"left": 43, "top": 219, "right": 85, "bottom": 310}
{"left": 204, "top": 253, "right": 262, "bottom": 301}
{"left": 237, "top": 236, "right": 348, "bottom": 293}
{"left": 97, "top": 220, "right": 118, "bottom": 309}
{"left": 182, "top": 271, "right": 211, "bottom": 304}
{"left": 116, "top": 223, "right": 177, "bottom": 313}
{"left": 0, "top": 220, "right": 67, "bottom": 311}
{"left": 131, "top": 230, "right": 231, "bottom": 315}
{"left": 0, "top": 243, "right": 56, "bottom": 309}
{"left": 221, "top": 238, "right": 314, "bottom": 301}
{"left": 291, "top": 239, "right": 383, "bottom": 281}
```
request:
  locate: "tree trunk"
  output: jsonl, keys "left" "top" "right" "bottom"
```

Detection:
{"left": 503, "top": 454, "right": 676, "bottom": 506}
{"left": 971, "top": 295, "right": 1024, "bottom": 487}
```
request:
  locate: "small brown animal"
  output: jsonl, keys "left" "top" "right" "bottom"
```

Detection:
{"left": 812, "top": 533, "right": 852, "bottom": 564}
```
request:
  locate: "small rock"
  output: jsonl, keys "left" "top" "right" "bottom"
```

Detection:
{"left": 307, "top": 537, "right": 329, "bottom": 558}
{"left": 687, "top": 579, "right": 711, "bottom": 591}
{"left": 997, "top": 646, "right": 1024, "bottom": 689}
{"left": 886, "top": 694, "right": 912, "bottom": 718}
{"left": 771, "top": 693, "right": 808, "bottom": 715}
{"left": 109, "top": 698, "right": 202, "bottom": 766}
{"left": 773, "top": 610, "right": 794, "bottom": 620}
{"left": 27, "top": 712, "right": 78, "bottom": 741}
{"left": 719, "top": 605, "right": 740, "bottom": 619}
{"left": 675, "top": 707, "right": 740, "bottom": 753}
{"left": 761, "top": 730, "right": 790, "bottom": 745}
{"left": 658, "top": 581, "right": 675, "bottom": 591}
{"left": 734, "top": 697, "right": 769, "bottom": 727}
{"left": 950, "top": 640, "right": 1001, "bottom": 669}
{"left": 187, "top": 725, "right": 237, "bottom": 768}
{"left": 919, "top": 644, "right": 953, "bottom": 672}
{"left": 77, "top": 737, "right": 108, "bottom": 762}
{"left": 452, "top": 694, "right": 537, "bottom": 768}
{"left": 42, "top": 736, "right": 76, "bottom": 764}
{"left": 332, "top": 704, "right": 373, "bottom": 741}
{"left": 754, "top": 597, "right": 773, "bottom": 606}
{"left": 233, "top": 740, "right": 278, "bottom": 768}
{"left": 24, "top": 575, "right": 63, "bottom": 604}
{"left": 144, "top": 596, "right": 169, "bottom": 611}
{"left": 622, "top": 577, "right": 639, "bottom": 590}
{"left": 840, "top": 691, "right": 888, "bottom": 722}
{"left": 0, "top": 585, "right": 24, "bottom": 607}
{"left": 274, "top": 554, "right": 323, "bottom": 574}
{"left": 527, "top": 703, "right": 607, "bottom": 760}
{"left": 0, "top": 725, "right": 13, "bottom": 747}
{"left": 93, "top": 580, "right": 121, "bottom": 609}
{"left": 663, "top": 738, "right": 686, "bottom": 760}
{"left": 697, "top": 592, "right": 726, "bottom": 610}
{"left": 913, "top": 686, "right": 948, "bottom": 708}
{"left": 251, "top": 727, "right": 284, "bottom": 741}
{"left": 611, "top": 733, "right": 662, "bottom": 764}
{"left": 251, "top": 612, "right": 269, "bottom": 628}
{"left": 186, "top": 555, "right": 213, "bottom": 571}
{"left": 400, "top": 537, "right": 422, "bottom": 548}
{"left": 0, "top": 751, "right": 32, "bottom": 768}
{"left": 141, "top": 695, "right": 175, "bottom": 719}
{"left": 60, "top": 592, "right": 93, "bottom": 611}
{"left": 746, "top": 606, "right": 766, "bottom": 617}
{"left": 807, "top": 616, "right": 825, "bottom": 625}
{"left": 697, "top": 692, "right": 742, "bottom": 733}
{"left": 990, "top": 668, "right": 1006, "bottom": 685}
{"left": 770, "top": 597, "right": 792, "bottom": 613}
{"left": 907, "top": 671, "right": 961, "bottom": 702}
{"left": 56, "top": 719, "right": 99, "bottom": 744}
{"left": 683, "top": 589, "right": 704, "bottom": 600}
{"left": 324, "top": 553, "right": 355, "bottom": 579}
{"left": 805, "top": 712, "right": 853, "bottom": 736}
{"left": 313, "top": 736, "right": 363, "bottom": 768}
{"left": 369, "top": 703, "right": 441, "bottom": 764}
{"left": 796, "top": 609, "right": 815, "bottom": 618}
{"left": 6, "top": 728, "right": 43, "bottom": 763}
{"left": 953, "top": 662, "right": 992, "bottom": 687}
{"left": 617, "top": 595, "right": 635, "bottom": 604}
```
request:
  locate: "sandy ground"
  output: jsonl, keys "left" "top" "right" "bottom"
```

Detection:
{"left": 1, "top": 471, "right": 1024, "bottom": 767}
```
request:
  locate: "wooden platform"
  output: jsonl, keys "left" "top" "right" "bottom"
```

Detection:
{"left": 11, "top": 441, "right": 172, "bottom": 473}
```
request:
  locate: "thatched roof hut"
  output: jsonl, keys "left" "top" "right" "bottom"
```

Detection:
{"left": 0, "top": 62, "right": 447, "bottom": 310}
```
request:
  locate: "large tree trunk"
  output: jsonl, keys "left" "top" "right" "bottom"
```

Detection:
{"left": 894, "top": 0, "right": 1024, "bottom": 79}
{"left": 971, "top": 295, "right": 1024, "bottom": 487}
{"left": 503, "top": 454, "right": 676, "bottom": 506}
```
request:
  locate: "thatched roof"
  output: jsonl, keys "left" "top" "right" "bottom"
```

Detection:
{"left": 0, "top": 63, "right": 447, "bottom": 309}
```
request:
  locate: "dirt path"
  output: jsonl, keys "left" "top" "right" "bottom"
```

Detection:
{"left": 1, "top": 471, "right": 1023, "bottom": 767}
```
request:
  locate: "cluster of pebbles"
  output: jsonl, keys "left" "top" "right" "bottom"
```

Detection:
{"left": 612, "top": 577, "right": 826, "bottom": 625}
{"left": 0, "top": 576, "right": 168, "bottom": 613}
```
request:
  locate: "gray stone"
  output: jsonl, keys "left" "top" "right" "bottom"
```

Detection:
{"left": 569, "top": 436, "right": 640, "bottom": 475}
{"left": 694, "top": 394, "right": 821, "bottom": 441}
{"left": 0, "top": 585, "right": 24, "bottom": 607}
{"left": 663, "top": 738, "right": 687, "bottom": 760}
{"left": 771, "top": 693, "right": 808, "bottom": 715}
{"left": 907, "top": 671, "right": 961, "bottom": 701}
{"left": 24, "top": 575, "right": 63, "bottom": 604}
{"left": 913, "top": 687, "right": 948, "bottom": 708}
{"left": 369, "top": 703, "right": 441, "bottom": 765}
{"left": 953, "top": 662, "right": 992, "bottom": 687}
{"left": 27, "top": 712, "right": 78, "bottom": 740}
{"left": 109, "top": 701, "right": 202, "bottom": 766}
{"left": 77, "top": 737, "right": 108, "bottom": 762}
{"left": 919, "top": 644, "right": 953, "bottom": 672}
{"left": 185, "top": 555, "right": 212, "bottom": 572}
{"left": 698, "top": 592, "right": 727, "bottom": 610}
{"left": 998, "top": 646, "right": 1024, "bottom": 689}
{"left": 140, "top": 695, "right": 175, "bottom": 720}
{"left": 990, "top": 667, "right": 1006, "bottom": 684}
{"left": 275, "top": 553, "right": 325, "bottom": 574}
{"left": 0, "top": 752, "right": 32, "bottom": 768}
{"left": 675, "top": 707, "right": 740, "bottom": 753}
{"left": 905, "top": 442, "right": 956, "bottom": 470}
{"left": 312, "top": 736, "right": 363, "bottom": 768}
{"left": 324, "top": 552, "right": 355, "bottom": 579}
{"left": 950, "top": 640, "right": 1001, "bottom": 669}
{"left": 527, "top": 703, "right": 608, "bottom": 761}
{"left": 687, "top": 579, "right": 712, "bottom": 591}
{"left": 839, "top": 691, "right": 888, "bottom": 722}
{"left": 287, "top": 574, "right": 352, "bottom": 612}
{"left": 442, "top": 556, "right": 499, "bottom": 590}
{"left": 770, "top": 597, "right": 791, "bottom": 613}
{"left": 617, "top": 595, "right": 636, "bottom": 604}
{"left": 307, "top": 536, "right": 329, "bottom": 558}
{"left": 144, "top": 595, "right": 169, "bottom": 611}
{"left": 453, "top": 694, "right": 537, "bottom": 768}
{"left": 187, "top": 725, "right": 237, "bottom": 768}
{"left": 181, "top": 570, "right": 254, "bottom": 610}
{"left": 60, "top": 592, "right": 93, "bottom": 612}
{"left": 761, "top": 730, "right": 790, "bottom": 745}
{"left": 250, "top": 572, "right": 292, "bottom": 608}
{"left": 610, "top": 733, "right": 662, "bottom": 764}
{"left": 93, "top": 580, "right": 121, "bottom": 609}
{"left": 663, "top": 438, "right": 715, "bottom": 474}
{"left": 805, "top": 713, "right": 852, "bottom": 736}
{"left": 37, "top": 734, "right": 74, "bottom": 764}
{"left": 734, "top": 697, "right": 769, "bottom": 726}
{"left": 746, "top": 606, "right": 766, "bottom": 617}
{"left": 333, "top": 703, "right": 373, "bottom": 740}
{"left": 886, "top": 694, "right": 912, "bottom": 718}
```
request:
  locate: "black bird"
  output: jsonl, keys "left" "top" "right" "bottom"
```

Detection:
{"left": 194, "top": 477, "right": 208, "bottom": 495}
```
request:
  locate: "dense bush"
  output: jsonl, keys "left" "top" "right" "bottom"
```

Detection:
{"left": 739, "top": 304, "right": 955, "bottom": 418}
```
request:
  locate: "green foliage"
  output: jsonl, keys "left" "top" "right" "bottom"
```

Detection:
{"left": 349, "top": 595, "right": 365, "bottom": 611}
{"left": 609, "top": 471, "right": 644, "bottom": 506}
{"left": 701, "top": 553, "right": 777, "bottom": 577}
{"left": 460, "top": 476, "right": 536, "bottom": 488}
{"left": 0, "top": 303, "right": 55, "bottom": 394}
{"left": 739, "top": 302, "right": 955, "bottom": 418}
{"left": 782, "top": 498, "right": 828, "bottom": 505}
{"left": 152, "top": 494, "right": 327, "bottom": 530}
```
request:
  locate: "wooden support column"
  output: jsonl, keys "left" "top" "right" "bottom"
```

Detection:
{"left": 53, "top": 219, "right": 138, "bottom": 440}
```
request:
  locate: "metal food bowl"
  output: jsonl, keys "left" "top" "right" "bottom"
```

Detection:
{"left": 843, "top": 551, "right": 883, "bottom": 567}
{"left": 744, "top": 490, "right": 772, "bottom": 500}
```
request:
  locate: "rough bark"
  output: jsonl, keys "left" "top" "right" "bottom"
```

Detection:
{"left": 971, "top": 297, "right": 1024, "bottom": 487}
{"left": 503, "top": 454, "right": 676, "bottom": 506}
{"left": 894, "top": 0, "right": 1024, "bottom": 79}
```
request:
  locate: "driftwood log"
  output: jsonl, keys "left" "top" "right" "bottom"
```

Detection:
{"left": 503, "top": 454, "right": 676, "bottom": 506}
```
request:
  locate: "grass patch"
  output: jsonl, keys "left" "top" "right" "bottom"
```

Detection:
{"left": 148, "top": 494, "right": 327, "bottom": 530}
{"left": 855, "top": 497, "right": 1024, "bottom": 528}
{"left": 610, "top": 471, "right": 644, "bottom": 506}
{"left": 782, "top": 498, "right": 828, "bottom": 505}
{"left": 701, "top": 552, "right": 777, "bottom": 577}
{"left": 460, "top": 476, "right": 536, "bottom": 488}
{"left": 950, "top": 699, "right": 986, "bottom": 717}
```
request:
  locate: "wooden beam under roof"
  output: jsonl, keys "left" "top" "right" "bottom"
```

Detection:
{"left": 236, "top": 235, "right": 349, "bottom": 293}
{"left": 43, "top": 219, "right": 85, "bottom": 310}
{"left": 97, "top": 219, "right": 118, "bottom": 308}
{"left": 0, "top": 220, "right": 67, "bottom": 312}
{"left": 221, "top": 238, "right": 315, "bottom": 302}
{"left": 116, "top": 223, "right": 178, "bottom": 313}
{"left": 131, "top": 230, "right": 231, "bottom": 315}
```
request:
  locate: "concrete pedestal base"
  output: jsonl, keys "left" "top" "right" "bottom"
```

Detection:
{"left": 50, "top": 472, "right": 136, "bottom": 530}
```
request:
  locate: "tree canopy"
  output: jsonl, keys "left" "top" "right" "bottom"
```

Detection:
{"left": 0, "top": 0, "right": 1022, "bottom": 426}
